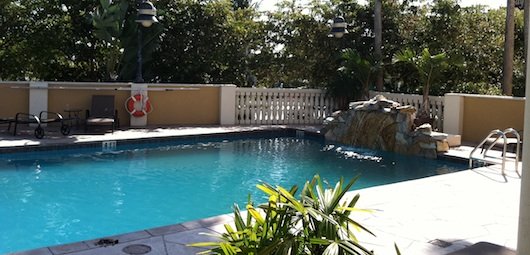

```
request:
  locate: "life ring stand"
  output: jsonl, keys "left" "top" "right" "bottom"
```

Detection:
{"left": 125, "top": 93, "right": 152, "bottom": 117}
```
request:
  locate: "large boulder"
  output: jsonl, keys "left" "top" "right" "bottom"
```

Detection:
{"left": 323, "top": 95, "right": 448, "bottom": 158}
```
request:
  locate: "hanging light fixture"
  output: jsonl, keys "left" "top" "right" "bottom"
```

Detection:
{"left": 135, "top": 0, "right": 158, "bottom": 27}
{"left": 329, "top": 16, "right": 348, "bottom": 38}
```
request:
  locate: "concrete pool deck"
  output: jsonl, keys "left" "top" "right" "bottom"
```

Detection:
{"left": 1, "top": 125, "right": 521, "bottom": 255}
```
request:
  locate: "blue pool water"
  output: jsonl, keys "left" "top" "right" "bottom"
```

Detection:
{"left": 0, "top": 135, "right": 466, "bottom": 253}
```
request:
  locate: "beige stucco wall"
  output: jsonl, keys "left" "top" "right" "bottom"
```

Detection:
{"left": 462, "top": 95, "right": 525, "bottom": 143}
{"left": 0, "top": 82, "right": 222, "bottom": 127}
{"left": 148, "top": 86, "right": 220, "bottom": 125}
{"left": 0, "top": 83, "right": 29, "bottom": 117}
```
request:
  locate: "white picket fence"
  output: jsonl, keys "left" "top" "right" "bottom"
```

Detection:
{"left": 233, "top": 88, "right": 445, "bottom": 129}
{"left": 369, "top": 91, "right": 445, "bottom": 131}
{"left": 235, "top": 88, "right": 336, "bottom": 125}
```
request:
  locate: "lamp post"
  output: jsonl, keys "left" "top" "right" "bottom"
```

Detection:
{"left": 330, "top": 1, "right": 384, "bottom": 92}
{"left": 134, "top": 0, "right": 158, "bottom": 83}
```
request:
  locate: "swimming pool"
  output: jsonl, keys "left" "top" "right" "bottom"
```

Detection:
{"left": 0, "top": 133, "right": 466, "bottom": 253}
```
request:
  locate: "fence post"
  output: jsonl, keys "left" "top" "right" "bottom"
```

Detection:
{"left": 220, "top": 85, "right": 237, "bottom": 125}
{"left": 443, "top": 93, "right": 464, "bottom": 135}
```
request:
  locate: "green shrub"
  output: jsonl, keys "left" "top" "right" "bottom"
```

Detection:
{"left": 452, "top": 82, "right": 502, "bottom": 95}
{"left": 190, "top": 175, "right": 375, "bottom": 255}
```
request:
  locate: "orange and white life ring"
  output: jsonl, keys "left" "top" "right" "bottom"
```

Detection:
{"left": 125, "top": 94, "right": 152, "bottom": 117}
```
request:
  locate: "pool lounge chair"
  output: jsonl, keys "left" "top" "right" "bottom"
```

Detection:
{"left": 1, "top": 117, "right": 16, "bottom": 137}
{"left": 481, "top": 128, "right": 522, "bottom": 155}
{"left": 39, "top": 111, "right": 71, "bottom": 135}
{"left": 85, "top": 95, "right": 119, "bottom": 133}
{"left": 12, "top": 112, "right": 71, "bottom": 139}
{"left": 0, "top": 117, "right": 14, "bottom": 131}
{"left": 12, "top": 113, "right": 44, "bottom": 138}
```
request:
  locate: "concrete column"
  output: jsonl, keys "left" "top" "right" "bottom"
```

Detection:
{"left": 517, "top": 1, "right": 530, "bottom": 253}
{"left": 219, "top": 85, "right": 237, "bottom": 125}
{"left": 130, "top": 83, "right": 148, "bottom": 127}
{"left": 443, "top": 93, "right": 464, "bottom": 135}
{"left": 29, "top": 82, "right": 48, "bottom": 126}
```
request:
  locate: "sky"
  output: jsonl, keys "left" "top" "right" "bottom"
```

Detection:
{"left": 258, "top": 0, "right": 505, "bottom": 11}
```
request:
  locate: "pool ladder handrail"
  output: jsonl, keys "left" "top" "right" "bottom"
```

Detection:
{"left": 468, "top": 128, "right": 521, "bottom": 177}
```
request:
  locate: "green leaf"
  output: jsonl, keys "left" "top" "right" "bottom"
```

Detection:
{"left": 323, "top": 242, "right": 340, "bottom": 255}
{"left": 247, "top": 205, "right": 265, "bottom": 225}
{"left": 100, "top": 0, "right": 110, "bottom": 10}
{"left": 395, "top": 242, "right": 402, "bottom": 255}
{"left": 188, "top": 241, "right": 223, "bottom": 247}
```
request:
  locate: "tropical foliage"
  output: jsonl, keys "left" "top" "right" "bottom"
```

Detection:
{"left": 191, "top": 175, "right": 376, "bottom": 255}
{"left": 393, "top": 48, "right": 449, "bottom": 118}
{"left": 339, "top": 49, "right": 379, "bottom": 100}
{"left": 0, "top": 0, "right": 524, "bottom": 96}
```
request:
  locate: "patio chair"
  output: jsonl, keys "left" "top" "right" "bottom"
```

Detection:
{"left": 85, "top": 95, "right": 118, "bottom": 133}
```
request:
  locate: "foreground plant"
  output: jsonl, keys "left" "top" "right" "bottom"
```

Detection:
{"left": 190, "top": 175, "right": 375, "bottom": 255}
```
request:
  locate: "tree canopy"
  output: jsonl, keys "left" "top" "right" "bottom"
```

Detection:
{"left": 0, "top": 0, "right": 525, "bottom": 97}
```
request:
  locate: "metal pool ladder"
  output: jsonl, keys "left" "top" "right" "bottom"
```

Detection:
{"left": 468, "top": 128, "right": 521, "bottom": 176}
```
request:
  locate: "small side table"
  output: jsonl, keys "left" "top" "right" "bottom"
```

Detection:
{"left": 64, "top": 109, "right": 82, "bottom": 129}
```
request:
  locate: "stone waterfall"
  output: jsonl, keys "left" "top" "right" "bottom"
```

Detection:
{"left": 322, "top": 95, "right": 449, "bottom": 158}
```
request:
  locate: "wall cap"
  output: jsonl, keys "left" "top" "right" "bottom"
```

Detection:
{"left": 0, "top": 81, "right": 237, "bottom": 88}
{"left": 445, "top": 93, "right": 525, "bottom": 101}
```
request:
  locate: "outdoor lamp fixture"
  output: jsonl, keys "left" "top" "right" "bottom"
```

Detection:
{"left": 328, "top": 16, "right": 348, "bottom": 38}
{"left": 134, "top": 0, "right": 158, "bottom": 83}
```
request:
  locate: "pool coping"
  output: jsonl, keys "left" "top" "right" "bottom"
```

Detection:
{"left": 9, "top": 213, "right": 236, "bottom": 255}
{"left": 0, "top": 126, "right": 323, "bottom": 153}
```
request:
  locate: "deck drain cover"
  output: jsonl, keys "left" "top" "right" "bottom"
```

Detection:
{"left": 428, "top": 239, "right": 453, "bottom": 248}
{"left": 122, "top": 244, "right": 152, "bottom": 255}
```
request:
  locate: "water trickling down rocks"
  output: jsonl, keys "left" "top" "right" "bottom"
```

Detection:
{"left": 322, "top": 95, "right": 448, "bottom": 159}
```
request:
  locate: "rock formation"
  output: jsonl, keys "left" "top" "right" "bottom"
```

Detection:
{"left": 323, "top": 95, "right": 448, "bottom": 158}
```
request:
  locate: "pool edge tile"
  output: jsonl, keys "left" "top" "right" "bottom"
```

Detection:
{"left": 164, "top": 227, "right": 221, "bottom": 245}
{"left": 48, "top": 241, "right": 90, "bottom": 255}
{"left": 145, "top": 224, "right": 187, "bottom": 236}
{"left": 0, "top": 127, "right": 305, "bottom": 154}
{"left": 180, "top": 214, "right": 233, "bottom": 230}
{"left": 7, "top": 247, "right": 53, "bottom": 255}
{"left": 83, "top": 230, "right": 152, "bottom": 249}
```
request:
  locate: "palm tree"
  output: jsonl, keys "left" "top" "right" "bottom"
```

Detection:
{"left": 374, "top": 0, "right": 384, "bottom": 91}
{"left": 393, "top": 48, "right": 448, "bottom": 121}
{"left": 339, "top": 49, "right": 378, "bottom": 100}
